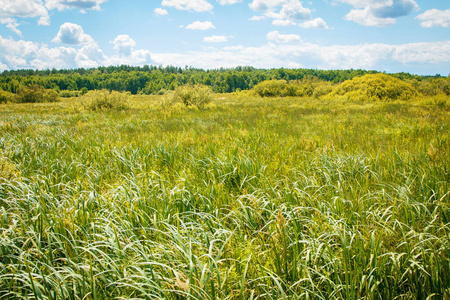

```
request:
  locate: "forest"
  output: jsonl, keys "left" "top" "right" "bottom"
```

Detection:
{"left": 1, "top": 65, "right": 447, "bottom": 96}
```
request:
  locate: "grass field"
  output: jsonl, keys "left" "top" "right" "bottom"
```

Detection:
{"left": 0, "top": 94, "right": 449, "bottom": 299}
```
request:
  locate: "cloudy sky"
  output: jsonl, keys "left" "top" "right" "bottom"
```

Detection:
{"left": 0, "top": 0, "right": 449, "bottom": 75}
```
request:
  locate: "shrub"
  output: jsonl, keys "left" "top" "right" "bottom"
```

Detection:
{"left": 60, "top": 90, "right": 80, "bottom": 98}
{"left": 171, "top": 84, "right": 213, "bottom": 108}
{"left": 0, "top": 90, "right": 15, "bottom": 104}
{"left": 313, "top": 84, "right": 333, "bottom": 99}
{"left": 331, "top": 73, "right": 419, "bottom": 101}
{"left": 253, "top": 79, "right": 323, "bottom": 97}
{"left": 15, "top": 84, "right": 60, "bottom": 103}
{"left": 81, "top": 90, "right": 130, "bottom": 111}
{"left": 253, "top": 80, "right": 287, "bottom": 97}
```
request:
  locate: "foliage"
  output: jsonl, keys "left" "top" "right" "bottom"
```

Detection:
{"left": 80, "top": 89, "right": 130, "bottom": 111}
{"left": 1, "top": 66, "right": 447, "bottom": 98}
{"left": 253, "top": 79, "right": 287, "bottom": 97}
{"left": 59, "top": 90, "right": 80, "bottom": 98}
{"left": 254, "top": 78, "right": 333, "bottom": 98}
{"left": 331, "top": 73, "right": 419, "bottom": 101}
{"left": 170, "top": 84, "right": 214, "bottom": 108}
{"left": 0, "top": 90, "right": 14, "bottom": 104}
{"left": 408, "top": 76, "right": 450, "bottom": 96}
{"left": 14, "top": 84, "right": 59, "bottom": 103}
{"left": 0, "top": 95, "right": 449, "bottom": 299}
{"left": 0, "top": 65, "right": 381, "bottom": 95}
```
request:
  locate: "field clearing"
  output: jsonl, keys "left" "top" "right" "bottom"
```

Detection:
{"left": 0, "top": 94, "right": 449, "bottom": 299}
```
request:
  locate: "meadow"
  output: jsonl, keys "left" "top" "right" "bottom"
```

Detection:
{"left": 0, "top": 92, "right": 449, "bottom": 299}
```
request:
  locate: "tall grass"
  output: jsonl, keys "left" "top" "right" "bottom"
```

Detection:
{"left": 0, "top": 94, "right": 449, "bottom": 299}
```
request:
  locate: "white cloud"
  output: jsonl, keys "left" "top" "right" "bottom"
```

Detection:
{"left": 299, "top": 17, "right": 330, "bottom": 28}
{"left": 104, "top": 49, "right": 154, "bottom": 67}
{"left": 0, "top": 0, "right": 50, "bottom": 25}
{"left": 249, "top": 15, "right": 266, "bottom": 21}
{"left": 272, "top": 19, "right": 296, "bottom": 26}
{"left": 251, "top": 0, "right": 313, "bottom": 25}
{"left": 1, "top": 34, "right": 450, "bottom": 75}
{"left": 186, "top": 21, "right": 216, "bottom": 30}
{"left": 0, "top": 18, "right": 22, "bottom": 36}
{"left": 249, "top": 0, "right": 287, "bottom": 12}
{"left": 0, "top": 0, "right": 108, "bottom": 29}
{"left": 161, "top": 0, "right": 213, "bottom": 12}
{"left": 112, "top": 35, "right": 136, "bottom": 56}
{"left": 52, "top": 23, "right": 94, "bottom": 45}
{"left": 336, "top": 0, "right": 419, "bottom": 26}
{"left": 44, "top": 0, "right": 108, "bottom": 11}
{"left": 154, "top": 8, "right": 169, "bottom": 15}
{"left": 0, "top": 35, "right": 155, "bottom": 71}
{"left": 217, "top": 0, "right": 242, "bottom": 4}
{"left": 278, "top": 0, "right": 311, "bottom": 20}
{"left": 344, "top": 7, "right": 396, "bottom": 26}
{"left": 416, "top": 9, "right": 450, "bottom": 28}
{"left": 151, "top": 40, "right": 450, "bottom": 73}
{"left": 267, "top": 30, "right": 302, "bottom": 43}
{"left": 204, "top": 35, "right": 230, "bottom": 43}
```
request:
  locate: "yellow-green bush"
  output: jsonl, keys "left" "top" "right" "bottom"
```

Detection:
{"left": 0, "top": 90, "right": 15, "bottom": 104}
{"left": 81, "top": 89, "right": 130, "bottom": 111}
{"left": 171, "top": 84, "right": 213, "bottom": 108}
{"left": 15, "top": 84, "right": 60, "bottom": 103}
{"left": 331, "top": 74, "right": 419, "bottom": 101}
{"left": 408, "top": 77, "right": 450, "bottom": 96}
{"left": 253, "top": 79, "right": 327, "bottom": 98}
{"left": 253, "top": 80, "right": 287, "bottom": 97}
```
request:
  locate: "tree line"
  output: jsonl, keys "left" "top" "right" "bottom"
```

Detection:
{"left": 0, "top": 65, "right": 446, "bottom": 96}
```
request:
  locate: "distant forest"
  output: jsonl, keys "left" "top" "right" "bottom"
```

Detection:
{"left": 0, "top": 65, "right": 445, "bottom": 95}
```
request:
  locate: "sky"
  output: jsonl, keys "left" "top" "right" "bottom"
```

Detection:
{"left": 0, "top": 0, "right": 449, "bottom": 75}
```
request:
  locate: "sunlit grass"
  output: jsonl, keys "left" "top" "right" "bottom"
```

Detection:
{"left": 0, "top": 94, "right": 449, "bottom": 299}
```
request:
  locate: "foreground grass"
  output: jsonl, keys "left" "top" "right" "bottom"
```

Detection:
{"left": 0, "top": 95, "right": 449, "bottom": 299}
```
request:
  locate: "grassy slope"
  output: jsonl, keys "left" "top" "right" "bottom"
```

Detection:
{"left": 0, "top": 94, "right": 449, "bottom": 299}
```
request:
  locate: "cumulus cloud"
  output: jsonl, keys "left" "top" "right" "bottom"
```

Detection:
{"left": 416, "top": 9, "right": 450, "bottom": 28}
{"left": 45, "top": 0, "right": 108, "bottom": 11}
{"left": 0, "top": 0, "right": 50, "bottom": 25}
{"left": 1, "top": 33, "right": 450, "bottom": 75}
{"left": 161, "top": 0, "right": 213, "bottom": 12}
{"left": 0, "top": 18, "right": 22, "bottom": 36}
{"left": 299, "top": 17, "right": 331, "bottom": 29}
{"left": 154, "top": 8, "right": 169, "bottom": 15}
{"left": 277, "top": 0, "right": 311, "bottom": 20}
{"left": 0, "top": 35, "right": 156, "bottom": 71}
{"left": 52, "top": 23, "right": 94, "bottom": 45}
{"left": 204, "top": 35, "right": 230, "bottom": 43}
{"left": 249, "top": 0, "right": 286, "bottom": 12}
{"left": 0, "top": 0, "right": 108, "bottom": 29}
{"left": 150, "top": 40, "right": 450, "bottom": 74}
{"left": 336, "top": 0, "right": 419, "bottom": 26}
{"left": 112, "top": 35, "right": 136, "bottom": 56}
{"left": 186, "top": 21, "right": 216, "bottom": 30}
{"left": 217, "top": 0, "right": 242, "bottom": 4}
{"left": 250, "top": 0, "right": 314, "bottom": 26}
{"left": 267, "top": 30, "right": 302, "bottom": 43}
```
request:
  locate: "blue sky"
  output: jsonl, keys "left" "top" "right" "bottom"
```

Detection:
{"left": 0, "top": 0, "right": 449, "bottom": 75}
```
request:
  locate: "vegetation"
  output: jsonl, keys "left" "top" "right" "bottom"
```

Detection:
{"left": 80, "top": 89, "right": 130, "bottom": 111}
{"left": 330, "top": 73, "right": 419, "bottom": 101}
{"left": 14, "top": 84, "right": 59, "bottom": 103}
{"left": 0, "top": 90, "right": 449, "bottom": 299}
{"left": 0, "top": 90, "right": 14, "bottom": 104}
{"left": 170, "top": 84, "right": 214, "bottom": 108}
{"left": 1, "top": 65, "right": 447, "bottom": 96}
